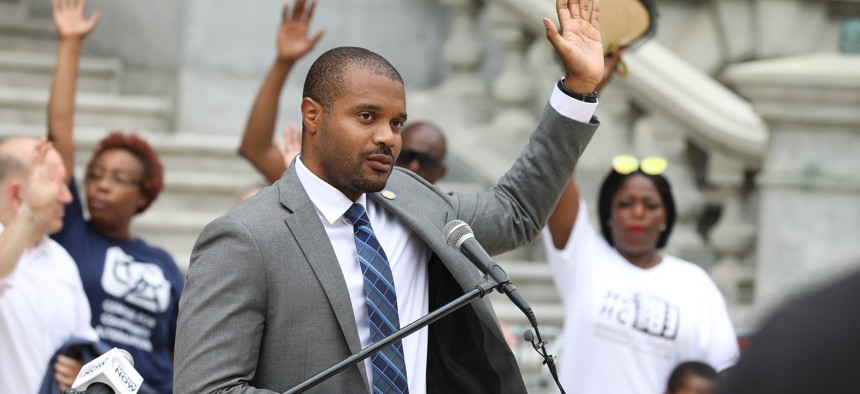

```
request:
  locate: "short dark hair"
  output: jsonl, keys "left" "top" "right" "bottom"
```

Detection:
{"left": 597, "top": 168, "right": 676, "bottom": 248}
{"left": 302, "top": 46, "right": 403, "bottom": 112}
{"left": 667, "top": 361, "right": 719, "bottom": 393}
{"left": 87, "top": 132, "right": 164, "bottom": 213}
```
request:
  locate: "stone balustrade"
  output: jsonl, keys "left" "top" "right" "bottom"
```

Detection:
{"left": 436, "top": 0, "right": 765, "bottom": 317}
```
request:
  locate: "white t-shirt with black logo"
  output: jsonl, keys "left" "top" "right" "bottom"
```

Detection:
{"left": 542, "top": 199, "right": 739, "bottom": 394}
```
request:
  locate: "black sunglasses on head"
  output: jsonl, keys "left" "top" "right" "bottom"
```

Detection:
{"left": 395, "top": 149, "right": 443, "bottom": 171}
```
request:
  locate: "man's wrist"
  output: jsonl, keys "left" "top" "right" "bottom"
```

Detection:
{"left": 275, "top": 57, "right": 297, "bottom": 68}
{"left": 557, "top": 80, "right": 598, "bottom": 103}
{"left": 58, "top": 36, "right": 85, "bottom": 44}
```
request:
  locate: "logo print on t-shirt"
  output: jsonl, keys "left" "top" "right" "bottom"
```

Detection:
{"left": 101, "top": 246, "right": 172, "bottom": 313}
{"left": 599, "top": 291, "right": 680, "bottom": 339}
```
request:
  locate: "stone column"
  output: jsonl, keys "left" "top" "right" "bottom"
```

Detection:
{"left": 439, "top": 0, "right": 486, "bottom": 98}
{"left": 725, "top": 54, "right": 860, "bottom": 317}
{"left": 487, "top": 2, "right": 535, "bottom": 136}
{"left": 707, "top": 152, "right": 755, "bottom": 307}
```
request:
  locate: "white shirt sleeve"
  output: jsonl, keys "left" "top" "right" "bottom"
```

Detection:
{"left": 549, "top": 84, "right": 599, "bottom": 124}
{"left": 700, "top": 278, "right": 740, "bottom": 372}
{"left": 542, "top": 197, "right": 601, "bottom": 303}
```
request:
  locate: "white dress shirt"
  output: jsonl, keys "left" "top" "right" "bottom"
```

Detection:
{"left": 0, "top": 224, "right": 99, "bottom": 394}
{"left": 294, "top": 83, "right": 596, "bottom": 393}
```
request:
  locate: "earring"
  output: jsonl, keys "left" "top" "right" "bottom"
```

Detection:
{"left": 659, "top": 223, "right": 667, "bottom": 232}
{"left": 615, "top": 59, "right": 629, "bottom": 77}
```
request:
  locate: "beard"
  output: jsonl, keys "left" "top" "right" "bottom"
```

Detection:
{"left": 317, "top": 118, "right": 395, "bottom": 196}
{"left": 342, "top": 146, "right": 394, "bottom": 193}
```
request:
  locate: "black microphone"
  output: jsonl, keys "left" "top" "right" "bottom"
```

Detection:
{"left": 443, "top": 220, "right": 536, "bottom": 326}
{"left": 444, "top": 221, "right": 566, "bottom": 393}
{"left": 70, "top": 383, "right": 113, "bottom": 394}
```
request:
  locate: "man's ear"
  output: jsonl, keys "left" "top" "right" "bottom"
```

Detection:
{"left": 301, "top": 98, "right": 323, "bottom": 135}
{"left": 5, "top": 180, "right": 24, "bottom": 211}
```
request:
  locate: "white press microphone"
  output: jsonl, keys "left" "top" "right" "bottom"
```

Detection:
{"left": 70, "top": 348, "right": 143, "bottom": 394}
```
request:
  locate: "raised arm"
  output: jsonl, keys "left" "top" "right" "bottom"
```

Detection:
{"left": 547, "top": 178, "right": 580, "bottom": 249}
{"left": 47, "top": 0, "right": 100, "bottom": 184}
{"left": 458, "top": 0, "right": 604, "bottom": 254}
{"left": 545, "top": 46, "right": 626, "bottom": 250}
{"left": 239, "top": 0, "right": 323, "bottom": 183}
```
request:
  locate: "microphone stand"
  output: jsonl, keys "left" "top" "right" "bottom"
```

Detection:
{"left": 285, "top": 280, "right": 497, "bottom": 393}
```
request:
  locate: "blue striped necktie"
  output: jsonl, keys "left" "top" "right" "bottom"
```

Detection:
{"left": 343, "top": 203, "right": 409, "bottom": 394}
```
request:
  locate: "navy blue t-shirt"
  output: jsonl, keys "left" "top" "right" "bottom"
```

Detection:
{"left": 52, "top": 179, "right": 184, "bottom": 393}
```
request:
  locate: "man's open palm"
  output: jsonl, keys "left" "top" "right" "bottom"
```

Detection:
{"left": 544, "top": 0, "right": 604, "bottom": 93}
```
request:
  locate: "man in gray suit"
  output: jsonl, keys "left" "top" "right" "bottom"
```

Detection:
{"left": 175, "top": 0, "right": 604, "bottom": 392}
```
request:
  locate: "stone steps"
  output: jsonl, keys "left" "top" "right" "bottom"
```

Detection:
{"left": 0, "top": 49, "right": 122, "bottom": 93}
{"left": 0, "top": 123, "right": 257, "bottom": 173}
{"left": 0, "top": 14, "right": 58, "bottom": 53}
{"left": 0, "top": 86, "right": 172, "bottom": 130}
{"left": 0, "top": 2, "right": 25, "bottom": 21}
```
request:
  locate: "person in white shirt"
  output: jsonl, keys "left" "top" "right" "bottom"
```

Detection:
{"left": 543, "top": 156, "right": 739, "bottom": 394}
{"left": 0, "top": 137, "right": 98, "bottom": 393}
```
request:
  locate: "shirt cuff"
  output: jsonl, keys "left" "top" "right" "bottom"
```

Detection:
{"left": 549, "top": 83, "right": 599, "bottom": 124}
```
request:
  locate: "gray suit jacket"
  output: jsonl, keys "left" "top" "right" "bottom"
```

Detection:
{"left": 174, "top": 103, "right": 598, "bottom": 393}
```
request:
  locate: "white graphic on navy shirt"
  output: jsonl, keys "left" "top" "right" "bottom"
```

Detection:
{"left": 101, "top": 246, "right": 172, "bottom": 313}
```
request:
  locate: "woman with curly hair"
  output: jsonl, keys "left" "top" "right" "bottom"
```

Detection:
{"left": 45, "top": 0, "right": 183, "bottom": 392}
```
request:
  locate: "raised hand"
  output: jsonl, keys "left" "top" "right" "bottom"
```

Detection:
{"left": 274, "top": 123, "right": 302, "bottom": 169}
{"left": 277, "top": 0, "right": 325, "bottom": 63}
{"left": 23, "top": 140, "right": 64, "bottom": 217}
{"left": 52, "top": 0, "right": 100, "bottom": 39}
{"left": 543, "top": 0, "right": 604, "bottom": 94}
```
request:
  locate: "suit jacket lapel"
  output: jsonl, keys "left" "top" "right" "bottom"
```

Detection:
{"left": 278, "top": 166, "right": 368, "bottom": 385}
{"left": 368, "top": 183, "right": 486, "bottom": 299}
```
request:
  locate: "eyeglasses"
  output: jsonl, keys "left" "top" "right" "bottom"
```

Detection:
{"left": 85, "top": 171, "right": 142, "bottom": 187}
{"left": 395, "top": 149, "right": 443, "bottom": 171}
{"left": 611, "top": 155, "right": 668, "bottom": 176}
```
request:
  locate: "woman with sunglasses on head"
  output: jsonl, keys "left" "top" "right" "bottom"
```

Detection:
{"left": 45, "top": 1, "right": 183, "bottom": 392}
{"left": 543, "top": 156, "right": 739, "bottom": 393}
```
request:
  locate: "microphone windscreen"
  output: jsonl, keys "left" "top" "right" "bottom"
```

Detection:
{"left": 85, "top": 383, "right": 115, "bottom": 394}
{"left": 523, "top": 329, "right": 535, "bottom": 343}
{"left": 116, "top": 348, "right": 134, "bottom": 366}
{"left": 444, "top": 220, "right": 472, "bottom": 249}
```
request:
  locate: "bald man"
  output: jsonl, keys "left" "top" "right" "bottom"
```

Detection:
{"left": 393, "top": 122, "right": 447, "bottom": 184}
{"left": 0, "top": 137, "right": 98, "bottom": 392}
